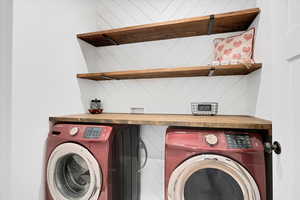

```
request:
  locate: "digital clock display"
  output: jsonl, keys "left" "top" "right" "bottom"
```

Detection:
{"left": 198, "top": 104, "right": 212, "bottom": 111}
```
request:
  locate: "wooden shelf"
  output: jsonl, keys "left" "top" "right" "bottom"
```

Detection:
{"left": 77, "top": 8, "right": 260, "bottom": 47}
{"left": 77, "top": 63, "right": 262, "bottom": 81}
{"left": 50, "top": 113, "right": 271, "bottom": 131}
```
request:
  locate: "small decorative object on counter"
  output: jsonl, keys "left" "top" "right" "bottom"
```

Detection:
{"left": 191, "top": 102, "right": 218, "bottom": 116}
{"left": 88, "top": 98, "right": 103, "bottom": 114}
{"left": 130, "top": 107, "right": 145, "bottom": 114}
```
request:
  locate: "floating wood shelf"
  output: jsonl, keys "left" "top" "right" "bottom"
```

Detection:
{"left": 77, "top": 8, "right": 260, "bottom": 47}
{"left": 77, "top": 63, "right": 262, "bottom": 81}
{"left": 50, "top": 113, "right": 271, "bottom": 131}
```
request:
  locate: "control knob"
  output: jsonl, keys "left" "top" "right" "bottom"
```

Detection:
{"left": 70, "top": 127, "right": 79, "bottom": 136}
{"left": 205, "top": 134, "right": 218, "bottom": 146}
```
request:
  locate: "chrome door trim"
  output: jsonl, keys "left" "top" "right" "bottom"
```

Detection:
{"left": 168, "top": 154, "right": 260, "bottom": 200}
{"left": 47, "top": 143, "right": 102, "bottom": 200}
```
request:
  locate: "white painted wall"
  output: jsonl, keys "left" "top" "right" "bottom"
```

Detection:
{"left": 0, "top": 0, "right": 12, "bottom": 199}
{"left": 10, "top": 0, "right": 98, "bottom": 199}
{"left": 252, "top": 0, "right": 273, "bottom": 120}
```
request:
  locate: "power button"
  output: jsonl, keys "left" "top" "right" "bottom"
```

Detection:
{"left": 205, "top": 134, "right": 218, "bottom": 146}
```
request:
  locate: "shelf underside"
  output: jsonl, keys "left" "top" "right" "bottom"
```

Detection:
{"left": 50, "top": 113, "right": 271, "bottom": 131}
{"left": 77, "top": 8, "right": 260, "bottom": 47}
{"left": 77, "top": 63, "right": 262, "bottom": 81}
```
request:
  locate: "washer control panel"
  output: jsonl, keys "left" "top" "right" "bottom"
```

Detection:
{"left": 226, "top": 134, "right": 252, "bottom": 149}
{"left": 84, "top": 127, "right": 103, "bottom": 139}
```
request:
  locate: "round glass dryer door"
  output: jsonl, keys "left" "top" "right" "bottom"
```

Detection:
{"left": 47, "top": 143, "right": 102, "bottom": 200}
{"left": 168, "top": 154, "right": 260, "bottom": 200}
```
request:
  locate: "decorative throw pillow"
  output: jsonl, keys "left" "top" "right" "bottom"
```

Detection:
{"left": 213, "top": 28, "right": 255, "bottom": 64}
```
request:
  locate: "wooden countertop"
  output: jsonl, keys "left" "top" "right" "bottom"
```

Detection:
{"left": 49, "top": 113, "right": 271, "bottom": 131}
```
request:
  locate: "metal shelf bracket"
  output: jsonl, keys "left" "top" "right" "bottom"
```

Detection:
{"left": 100, "top": 75, "right": 115, "bottom": 80}
{"left": 102, "top": 34, "right": 119, "bottom": 45}
{"left": 208, "top": 67, "right": 216, "bottom": 76}
{"left": 208, "top": 15, "right": 215, "bottom": 35}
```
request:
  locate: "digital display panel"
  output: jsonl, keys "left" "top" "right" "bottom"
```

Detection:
{"left": 84, "top": 127, "right": 103, "bottom": 138}
{"left": 198, "top": 104, "right": 212, "bottom": 111}
{"left": 226, "top": 134, "right": 252, "bottom": 149}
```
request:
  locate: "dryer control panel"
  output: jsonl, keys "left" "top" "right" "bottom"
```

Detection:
{"left": 226, "top": 134, "right": 252, "bottom": 149}
{"left": 166, "top": 128, "right": 264, "bottom": 152}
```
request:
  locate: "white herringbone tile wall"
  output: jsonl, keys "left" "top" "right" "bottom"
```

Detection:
{"left": 77, "top": 1, "right": 260, "bottom": 199}
{"left": 79, "top": 0, "right": 258, "bottom": 116}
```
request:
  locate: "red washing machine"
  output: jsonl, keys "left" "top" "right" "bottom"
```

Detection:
{"left": 165, "top": 128, "right": 266, "bottom": 200}
{"left": 45, "top": 124, "right": 140, "bottom": 200}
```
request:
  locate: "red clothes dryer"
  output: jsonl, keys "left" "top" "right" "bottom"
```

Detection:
{"left": 45, "top": 124, "right": 140, "bottom": 200}
{"left": 165, "top": 128, "right": 266, "bottom": 200}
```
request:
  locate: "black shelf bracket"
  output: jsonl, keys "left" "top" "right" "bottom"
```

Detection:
{"left": 100, "top": 75, "right": 115, "bottom": 80}
{"left": 208, "top": 67, "right": 216, "bottom": 76}
{"left": 208, "top": 15, "right": 215, "bottom": 35}
{"left": 242, "top": 63, "right": 252, "bottom": 69}
{"left": 103, "top": 34, "right": 119, "bottom": 45}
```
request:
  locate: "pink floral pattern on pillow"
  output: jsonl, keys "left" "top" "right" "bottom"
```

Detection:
{"left": 213, "top": 28, "right": 255, "bottom": 64}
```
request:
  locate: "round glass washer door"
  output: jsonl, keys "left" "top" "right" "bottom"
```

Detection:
{"left": 168, "top": 154, "right": 260, "bottom": 200}
{"left": 47, "top": 143, "right": 102, "bottom": 200}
